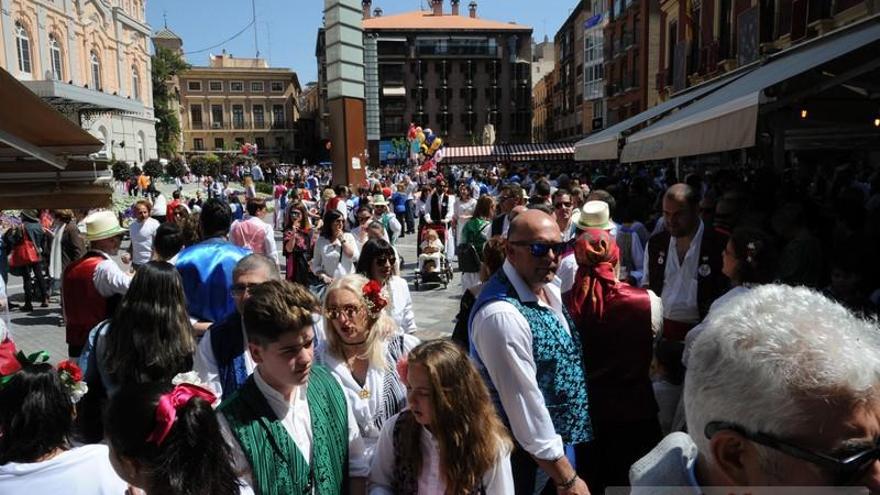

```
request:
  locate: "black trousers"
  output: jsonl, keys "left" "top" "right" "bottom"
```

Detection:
{"left": 22, "top": 261, "right": 48, "bottom": 306}
{"left": 577, "top": 418, "right": 663, "bottom": 494}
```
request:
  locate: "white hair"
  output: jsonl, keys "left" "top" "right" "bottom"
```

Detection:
{"left": 685, "top": 284, "right": 880, "bottom": 462}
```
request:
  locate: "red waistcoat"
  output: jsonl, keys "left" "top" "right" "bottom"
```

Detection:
{"left": 567, "top": 283, "right": 658, "bottom": 422}
{"left": 62, "top": 252, "right": 116, "bottom": 347}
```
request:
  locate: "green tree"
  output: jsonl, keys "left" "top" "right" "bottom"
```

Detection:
{"left": 166, "top": 157, "right": 187, "bottom": 178}
{"left": 111, "top": 160, "right": 131, "bottom": 181}
{"left": 189, "top": 155, "right": 209, "bottom": 177}
{"left": 151, "top": 47, "right": 190, "bottom": 158}
{"left": 143, "top": 159, "right": 164, "bottom": 178}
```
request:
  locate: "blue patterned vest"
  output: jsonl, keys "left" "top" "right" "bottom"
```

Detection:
{"left": 469, "top": 270, "right": 593, "bottom": 445}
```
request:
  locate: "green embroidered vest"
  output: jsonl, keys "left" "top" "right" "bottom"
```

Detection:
{"left": 218, "top": 365, "right": 350, "bottom": 495}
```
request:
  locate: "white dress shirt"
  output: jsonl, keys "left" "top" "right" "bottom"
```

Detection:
{"left": 320, "top": 334, "right": 419, "bottom": 463}
{"left": 387, "top": 276, "right": 417, "bottom": 334}
{"left": 219, "top": 367, "right": 370, "bottom": 491}
{"left": 129, "top": 217, "right": 160, "bottom": 265}
{"left": 470, "top": 261, "right": 569, "bottom": 460}
{"left": 92, "top": 251, "right": 131, "bottom": 297}
{"left": 311, "top": 233, "right": 359, "bottom": 278}
{"left": 642, "top": 221, "right": 705, "bottom": 323}
{"left": 368, "top": 412, "right": 514, "bottom": 494}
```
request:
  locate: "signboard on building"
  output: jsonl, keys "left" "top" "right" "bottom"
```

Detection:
{"left": 737, "top": 6, "right": 760, "bottom": 67}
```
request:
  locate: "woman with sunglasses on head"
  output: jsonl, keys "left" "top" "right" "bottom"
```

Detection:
{"left": 282, "top": 201, "right": 315, "bottom": 286}
{"left": 105, "top": 381, "right": 248, "bottom": 495}
{"left": 369, "top": 340, "right": 514, "bottom": 494}
{"left": 319, "top": 274, "right": 418, "bottom": 465}
{"left": 0, "top": 345, "right": 128, "bottom": 494}
{"left": 459, "top": 195, "right": 495, "bottom": 293}
{"left": 357, "top": 238, "right": 415, "bottom": 334}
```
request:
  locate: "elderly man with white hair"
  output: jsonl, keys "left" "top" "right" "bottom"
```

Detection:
{"left": 630, "top": 284, "right": 880, "bottom": 492}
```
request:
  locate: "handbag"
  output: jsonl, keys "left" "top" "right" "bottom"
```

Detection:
{"left": 456, "top": 243, "right": 482, "bottom": 273}
{"left": 9, "top": 226, "right": 40, "bottom": 268}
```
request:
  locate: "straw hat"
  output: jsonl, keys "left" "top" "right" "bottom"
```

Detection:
{"left": 84, "top": 211, "right": 127, "bottom": 242}
{"left": 576, "top": 201, "right": 611, "bottom": 231}
{"left": 372, "top": 194, "right": 388, "bottom": 206}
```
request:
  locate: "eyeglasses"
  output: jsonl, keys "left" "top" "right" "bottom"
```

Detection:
{"left": 374, "top": 256, "right": 396, "bottom": 266}
{"left": 705, "top": 421, "right": 880, "bottom": 484}
{"left": 554, "top": 201, "right": 572, "bottom": 209}
{"left": 325, "top": 304, "right": 363, "bottom": 320}
{"left": 231, "top": 282, "right": 260, "bottom": 295}
{"left": 508, "top": 240, "right": 568, "bottom": 257}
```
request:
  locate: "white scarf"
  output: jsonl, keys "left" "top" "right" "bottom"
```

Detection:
{"left": 48, "top": 223, "right": 64, "bottom": 280}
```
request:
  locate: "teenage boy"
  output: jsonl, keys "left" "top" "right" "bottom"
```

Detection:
{"left": 218, "top": 280, "right": 367, "bottom": 495}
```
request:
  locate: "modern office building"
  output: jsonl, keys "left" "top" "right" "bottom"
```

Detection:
{"left": 1, "top": 0, "right": 157, "bottom": 164}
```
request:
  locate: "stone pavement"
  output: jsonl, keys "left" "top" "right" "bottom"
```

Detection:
{"left": 6, "top": 185, "right": 462, "bottom": 361}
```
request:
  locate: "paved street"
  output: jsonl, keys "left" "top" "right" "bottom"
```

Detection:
{"left": 6, "top": 186, "right": 461, "bottom": 361}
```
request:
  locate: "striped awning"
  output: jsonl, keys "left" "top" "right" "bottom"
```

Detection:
{"left": 442, "top": 143, "right": 575, "bottom": 165}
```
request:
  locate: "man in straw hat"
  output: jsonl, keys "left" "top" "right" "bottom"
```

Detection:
{"left": 61, "top": 211, "right": 131, "bottom": 358}
{"left": 371, "top": 194, "right": 401, "bottom": 246}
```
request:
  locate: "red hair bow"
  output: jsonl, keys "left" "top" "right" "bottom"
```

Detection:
{"left": 145, "top": 383, "right": 217, "bottom": 446}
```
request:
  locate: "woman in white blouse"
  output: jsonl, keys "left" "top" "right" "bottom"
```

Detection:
{"left": 311, "top": 209, "right": 359, "bottom": 285}
{"left": 320, "top": 274, "right": 418, "bottom": 463}
{"left": 356, "top": 238, "right": 416, "bottom": 334}
{"left": 453, "top": 182, "right": 477, "bottom": 250}
{"left": 369, "top": 340, "right": 513, "bottom": 494}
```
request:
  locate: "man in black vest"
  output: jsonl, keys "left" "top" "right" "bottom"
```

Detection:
{"left": 643, "top": 183, "right": 728, "bottom": 383}
{"left": 491, "top": 183, "right": 526, "bottom": 237}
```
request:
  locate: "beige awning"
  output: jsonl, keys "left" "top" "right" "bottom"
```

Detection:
{"left": 620, "top": 17, "right": 880, "bottom": 163}
{"left": 0, "top": 67, "right": 110, "bottom": 208}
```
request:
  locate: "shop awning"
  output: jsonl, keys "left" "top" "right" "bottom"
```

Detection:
{"left": 0, "top": 67, "right": 111, "bottom": 209}
{"left": 443, "top": 143, "right": 575, "bottom": 164}
{"left": 620, "top": 17, "right": 880, "bottom": 163}
{"left": 573, "top": 69, "right": 751, "bottom": 161}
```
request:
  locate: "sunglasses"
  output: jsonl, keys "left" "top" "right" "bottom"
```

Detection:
{"left": 374, "top": 256, "right": 396, "bottom": 266}
{"left": 554, "top": 201, "right": 572, "bottom": 209}
{"left": 508, "top": 240, "right": 568, "bottom": 257}
{"left": 325, "top": 304, "right": 362, "bottom": 320}
{"left": 706, "top": 421, "right": 880, "bottom": 484}
{"left": 231, "top": 282, "right": 260, "bottom": 295}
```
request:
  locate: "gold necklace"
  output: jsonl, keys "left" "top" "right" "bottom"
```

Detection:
{"left": 345, "top": 355, "right": 370, "bottom": 399}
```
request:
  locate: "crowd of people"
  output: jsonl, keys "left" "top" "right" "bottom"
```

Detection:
{"left": 1, "top": 156, "right": 880, "bottom": 494}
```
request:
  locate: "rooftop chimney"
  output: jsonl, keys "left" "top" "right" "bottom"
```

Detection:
{"left": 468, "top": 0, "right": 477, "bottom": 18}
{"left": 431, "top": 0, "right": 443, "bottom": 16}
{"left": 373, "top": 7, "right": 383, "bottom": 17}
{"left": 362, "top": 0, "right": 371, "bottom": 19}
{"left": 451, "top": 0, "right": 460, "bottom": 15}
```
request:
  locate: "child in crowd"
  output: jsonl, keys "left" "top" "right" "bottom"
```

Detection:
{"left": 0, "top": 345, "right": 127, "bottom": 494}
{"left": 369, "top": 340, "right": 514, "bottom": 494}
{"left": 418, "top": 229, "right": 443, "bottom": 273}
{"left": 104, "top": 380, "right": 246, "bottom": 495}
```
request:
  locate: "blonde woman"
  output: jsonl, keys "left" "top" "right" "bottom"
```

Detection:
{"left": 369, "top": 340, "right": 513, "bottom": 494}
{"left": 320, "top": 274, "right": 418, "bottom": 464}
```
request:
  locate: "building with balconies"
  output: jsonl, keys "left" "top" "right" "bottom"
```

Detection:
{"left": 550, "top": 0, "right": 593, "bottom": 141}
{"left": 356, "top": 0, "right": 532, "bottom": 157}
{"left": 172, "top": 47, "right": 301, "bottom": 160}
{"left": 603, "top": 0, "right": 662, "bottom": 126}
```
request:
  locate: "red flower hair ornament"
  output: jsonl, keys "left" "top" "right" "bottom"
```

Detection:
{"left": 362, "top": 280, "right": 388, "bottom": 318}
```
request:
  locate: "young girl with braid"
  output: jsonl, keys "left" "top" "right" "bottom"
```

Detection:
{"left": 369, "top": 340, "right": 514, "bottom": 494}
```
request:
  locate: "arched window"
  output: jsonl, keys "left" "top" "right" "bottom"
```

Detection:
{"left": 49, "top": 34, "right": 63, "bottom": 80}
{"left": 15, "top": 22, "right": 32, "bottom": 75}
{"left": 131, "top": 65, "right": 140, "bottom": 100}
{"left": 90, "top": 51, "right": 101, "bottom": 90}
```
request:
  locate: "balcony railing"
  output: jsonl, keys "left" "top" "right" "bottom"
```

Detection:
{"left": 191, "top": 121, "right": 204, "bottom": 130}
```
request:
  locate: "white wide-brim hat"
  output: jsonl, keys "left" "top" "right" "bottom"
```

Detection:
{"left": 372, "top": 194, "right": 389, "bottom": 206}
{"left": 85, "top": 211, "right": 127, "bottom": 242}
{"left": 576, "top": 200, "right": 611, "bottom": 231}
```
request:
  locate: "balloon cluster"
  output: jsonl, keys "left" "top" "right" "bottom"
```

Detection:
{"left": 407, "top": 123, "right": 444, "bottom": 168}
{"left": 240, "top": 142, "right": 258, "bottom": 156}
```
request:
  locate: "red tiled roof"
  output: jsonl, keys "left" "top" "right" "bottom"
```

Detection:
{"left": 363, "top": 11, "right": 530, "bottom": 31}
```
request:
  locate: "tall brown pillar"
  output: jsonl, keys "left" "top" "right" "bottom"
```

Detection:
{"left": 329, "top": 98, "right": 367, "bottom": 188}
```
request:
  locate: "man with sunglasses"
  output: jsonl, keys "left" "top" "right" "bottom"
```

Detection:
{"left": 470, "top": 210, "right": 592, "bottom": 494}
{"left": 631, "top": 284, "right": 880, "bottom": 493}
{"left": 552, "top": 190, "right": 577, "bottom": 242}
{"left": 490, "top": 183, "right": 526, "bottom": 237}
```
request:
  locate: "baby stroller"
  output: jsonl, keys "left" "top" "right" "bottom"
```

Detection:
{"left": 414, "top": 222, "right": 453, "bottom": 290}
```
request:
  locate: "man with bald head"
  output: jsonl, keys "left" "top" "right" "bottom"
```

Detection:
{"left": 470, "top": 209, "right": 592, "bottom": 494}
{"left": 643, "top": 183, "right": 728, "bottom": 384}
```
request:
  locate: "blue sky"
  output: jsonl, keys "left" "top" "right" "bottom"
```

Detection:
{"left": 146, "top": 0, "right": 576, "bottom": 84}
